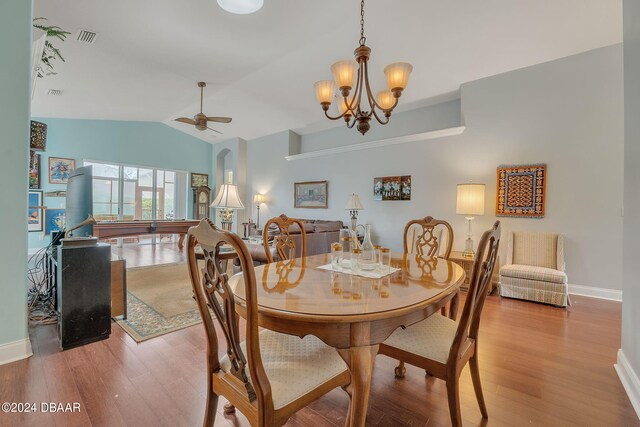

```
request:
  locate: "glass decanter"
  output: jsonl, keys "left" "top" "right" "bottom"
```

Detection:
{"left": 359, "top": 224, "right": 377, "bottom": 271}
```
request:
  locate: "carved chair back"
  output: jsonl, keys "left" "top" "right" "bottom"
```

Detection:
{"left": 448, "top": 221, "right": 501, "bottom": 365}
{"left": 403, "top": 216, "right": 454, "bottom": 259}
{"left": 186, "top": 219, "right": 272, "bottom": 411}
{"left": 262, "top": 214, "right": 307, "bottom": 263}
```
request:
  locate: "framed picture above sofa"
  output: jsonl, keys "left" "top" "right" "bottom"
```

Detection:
{"left": 373, "top": 175, "right": 411, "bottom": 201}
{"left": 294, "top": 181, "right": 328, "bottom": 209}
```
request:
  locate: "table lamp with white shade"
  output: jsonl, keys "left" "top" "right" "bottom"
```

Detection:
{"left": 456, "top": 183, "right": 485, "bottom": 258}
{"left": 344, "top": 193, "right": 364, "bottom": 232}
{"left": 211, "top": 171, "right": 245, "bottom": 231}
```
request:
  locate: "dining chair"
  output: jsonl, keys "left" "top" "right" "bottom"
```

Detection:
{"left": 404, "top": 215, "right": 458, "bottom": 317}
{"left": 499, "top": 231, "right": 569, "bottom": 306}
{"left": 262, "top": 214, "right": 307, "bottom": 263}
{"left": 403, "top": 216, "right": 454, "bottom": 259}
{"left": 186, "top": 219, "right": 350, "bottom": 427}
{"left": 400, "top": 216, "right": 457, "bottom": 375}
{"left": 379, "top": 221, "right": 501, "bottom": 427}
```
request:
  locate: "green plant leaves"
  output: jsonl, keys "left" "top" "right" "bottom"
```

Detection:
{"left": 33, "top": 17, "right": 70, "bottom": 78}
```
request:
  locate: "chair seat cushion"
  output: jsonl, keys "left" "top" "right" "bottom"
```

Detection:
{"left": 383, "top": 314, "right": 457, "bottom": 364}
{"left": 220, "top": 331, "right": 347, "bottom": 409}
{"left": 500, "top": 264, "right": 567, "bottom": 284}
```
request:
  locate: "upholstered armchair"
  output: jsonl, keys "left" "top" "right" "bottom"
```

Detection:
{"left": 499, "top": 231, "right": 569, "bottom": 307}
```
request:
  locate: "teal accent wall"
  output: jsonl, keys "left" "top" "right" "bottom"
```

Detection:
{"left": 29, "top": 118, "right": 213, "bottom": 249}
{"left": 0, "top": 1, "right": 31, "bottom": 349}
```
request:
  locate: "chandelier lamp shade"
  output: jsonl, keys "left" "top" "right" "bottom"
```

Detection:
{"left": 314, "top": 0, "right": 413, "bottom": 135}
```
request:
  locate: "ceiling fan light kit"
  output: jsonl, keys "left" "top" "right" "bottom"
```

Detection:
{"left": 314, "top": 0, "right": 413, "bottom": 135}
{"left": 174, "top": 82, "right": 232, "bottom": 135}
{"left": 217, "top": 0, "right": 263, "bottom": 15}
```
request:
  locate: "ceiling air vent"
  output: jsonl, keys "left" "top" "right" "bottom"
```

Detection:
{"left": 76, "top": 29, "right": 98, "bottom": 44}
{"left": 47, "top": 89, "right": 63, "bottom": 96}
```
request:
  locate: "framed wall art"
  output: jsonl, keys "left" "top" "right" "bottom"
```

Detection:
{"left": 28, "top": 190, "right": 43, "bottom": 232}
{"left": 191, "top": 172, "right": 209, "bottom": 188}
{"left": 496, "top": 164, "right": 546, "bottom": 218}
{"left": 45, "top": 208, "right": 66, "bottom": 234}
{"left": 373, "top": 175, "right": 411, "bottom": 201}
{"left": 29, "top": 150, "right": 41, "bottom": 189}
{"left": 294, "top": 181, "right": 328, "bottom": 208}
{"left": 48, "top": 157, "right": 76, "bottom": 184}
{"left": 30, "top": 120, "right": 47, "bottom": 151}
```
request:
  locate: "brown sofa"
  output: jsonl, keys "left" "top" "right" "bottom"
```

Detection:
{"left": 246, "top": 219, "right": 344, "bottom": 264}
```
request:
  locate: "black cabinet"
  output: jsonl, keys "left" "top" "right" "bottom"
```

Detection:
{"left": 55, "top": 242, "right": 111, "bottom": 350}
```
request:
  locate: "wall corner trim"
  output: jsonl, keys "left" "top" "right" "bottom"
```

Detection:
{"left": 0, "top": 338, "right": 33, "bottom": 366}
{"left": 615, "top": 349, "right": 640, "bottom": 420}
{"left": 285, "top": 126, "right": 466, "bottom": 161}
{"left": 568, "top": 284, "right": 623, "bottom": 301}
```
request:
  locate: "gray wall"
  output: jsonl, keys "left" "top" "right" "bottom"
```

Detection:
{"left": 0, "top": 1, "right": 31, "bottom": 354}
{"left": 301, "top": 99, "right": 462, "bottom": 152}
{"left": 622, "top": 0, "right": 640, "bottom": 389}
{"left": 246, "top": 45, "right": 624, "bottom": 291}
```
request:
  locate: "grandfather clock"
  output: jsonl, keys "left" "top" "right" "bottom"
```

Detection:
{"left": 193, "top": 186, "right": 211, "bottom": 220}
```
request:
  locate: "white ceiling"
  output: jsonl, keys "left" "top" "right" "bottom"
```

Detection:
{"left": 32, "top": 0, "right": 622, "bottom": 143}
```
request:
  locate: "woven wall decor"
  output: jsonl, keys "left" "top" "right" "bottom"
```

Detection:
{"left": 30, "top": 120, "right": 47, "bottom": 151}
{"left": 496, "top": 164, "right": 546, "bottom": 218}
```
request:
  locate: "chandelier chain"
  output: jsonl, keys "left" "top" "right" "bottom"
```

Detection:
{"left": 359, "top": 0, "right": 366, "bottom": 46}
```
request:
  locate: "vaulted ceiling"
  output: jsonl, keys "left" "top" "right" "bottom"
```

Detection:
{"left": 32, "top": 0, "right": 622, "bottom": 143}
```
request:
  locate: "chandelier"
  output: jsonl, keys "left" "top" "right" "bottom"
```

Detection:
{"left": 314, "top": 0, "right": 413, "bottom": 135}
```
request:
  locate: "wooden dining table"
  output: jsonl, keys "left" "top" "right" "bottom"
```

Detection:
{"left": 228, "top": 252, "right": 465, "bottom": 427}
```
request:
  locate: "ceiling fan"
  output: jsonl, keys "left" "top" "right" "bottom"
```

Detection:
{"left": 174, "top": 82, "right": 232, "bottom": 135}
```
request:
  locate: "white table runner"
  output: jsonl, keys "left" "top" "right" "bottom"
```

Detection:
{"left": 316, "top": 260, "right": 399, "bottom": 279}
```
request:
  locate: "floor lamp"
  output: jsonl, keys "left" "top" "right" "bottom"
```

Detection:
{"left": 456, "top": 183, "right": 485, "bottom": 258}
{"left": 253, "top": 193, "right": 266, "bottom": 229}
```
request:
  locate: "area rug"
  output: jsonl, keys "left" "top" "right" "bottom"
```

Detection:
{"left": 116, "top": 263, "right": 203, "bottom": 342}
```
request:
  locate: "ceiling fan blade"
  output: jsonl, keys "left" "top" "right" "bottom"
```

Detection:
{"left": 174, "top": 118, "right": 196, "bottom": 125}
{"left": 207, "top": 127, "right": 223, "bottom": 135}
{"left": 206, "top": 117, "right": 232, "bottom": 123}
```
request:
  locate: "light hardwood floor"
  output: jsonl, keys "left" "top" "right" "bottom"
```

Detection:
{"left": 1, "top": 244, "right": 638, "bottom": 426}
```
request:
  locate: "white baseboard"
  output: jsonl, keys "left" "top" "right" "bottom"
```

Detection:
{"left": 615, "top": 349, "right": 640, "bottom": 420}
{"left": 0, "top": 338, "right": 33, "bottom": 365}
{"left": 568, "top": 284, "right": 622, "bottom": 302}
